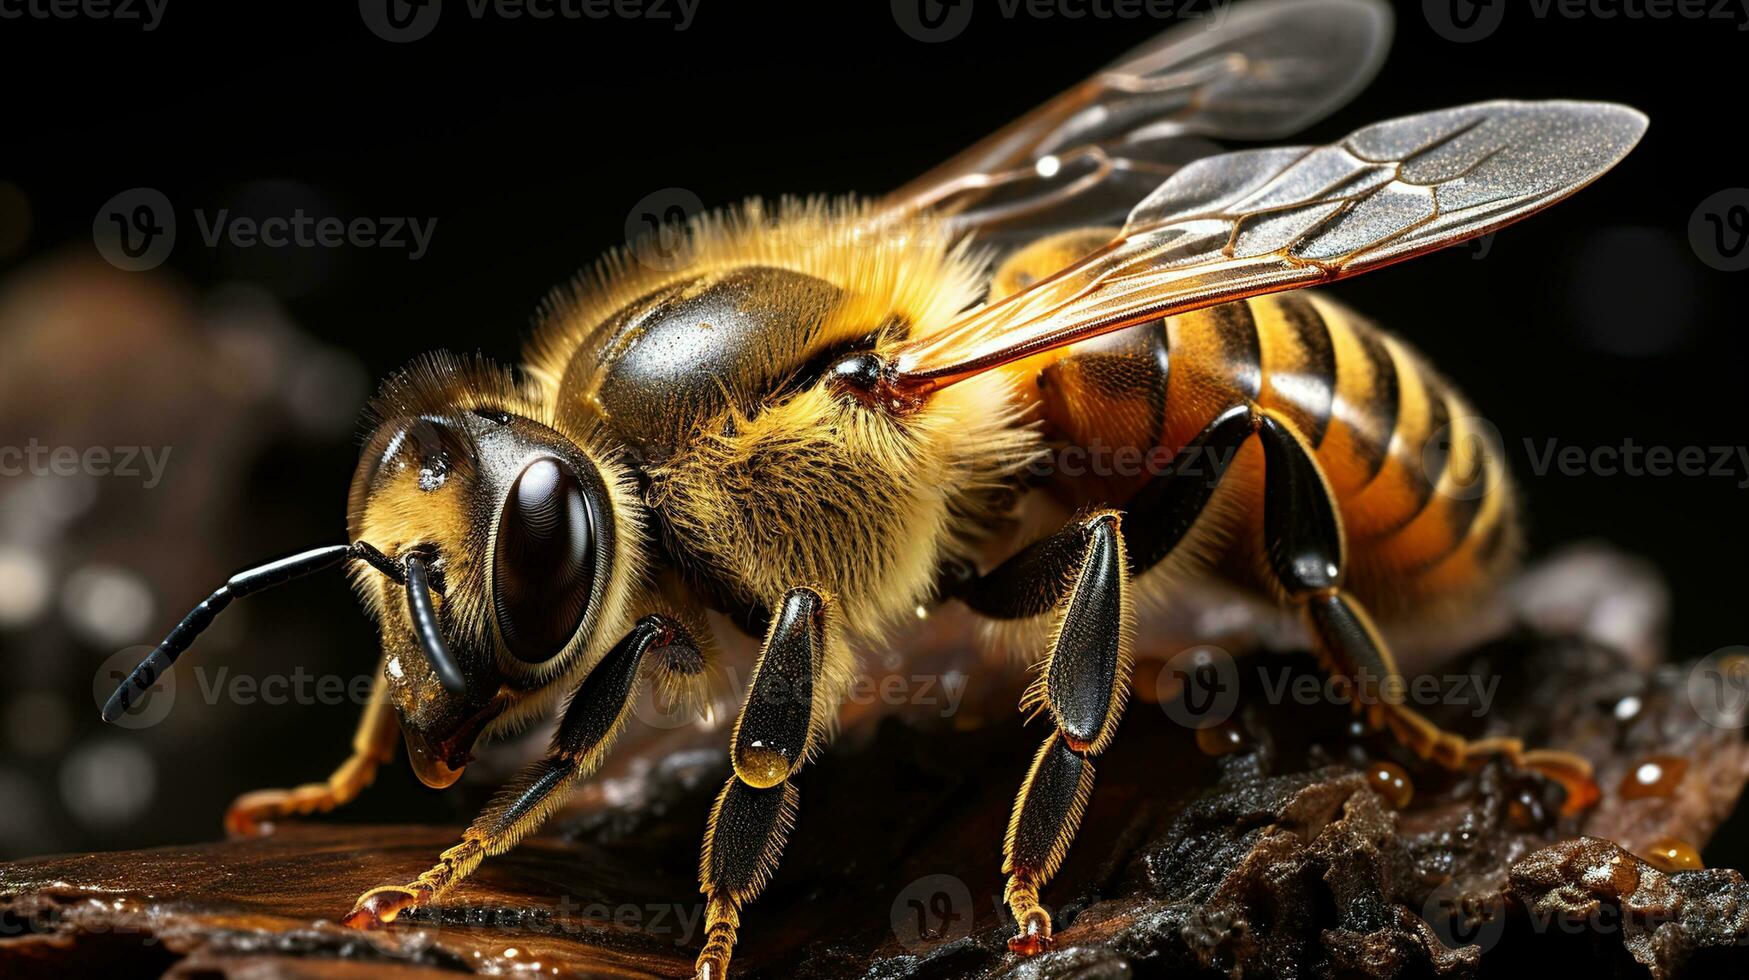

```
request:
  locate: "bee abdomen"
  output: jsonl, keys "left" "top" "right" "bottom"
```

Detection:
{"left": 1030, "top": 292, "right": 1516, "bottom": 613}
{"left": 1240, "top": 292, "right": 1518, "bottom": 608}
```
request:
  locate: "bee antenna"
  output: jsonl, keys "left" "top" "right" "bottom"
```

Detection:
{"left": 101, "top": 541, "right": 408, "bottom": 724}
{"left": 403, "top": 552, "right": 467, "bottom": 695}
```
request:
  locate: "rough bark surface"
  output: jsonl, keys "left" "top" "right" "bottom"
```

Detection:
{"left": 4, "top": 552, "right": 1746, "bottom": 979}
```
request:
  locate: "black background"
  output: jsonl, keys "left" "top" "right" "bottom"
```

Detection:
{"left": 1, "top": 0, "right": 1746, "bottom": 868}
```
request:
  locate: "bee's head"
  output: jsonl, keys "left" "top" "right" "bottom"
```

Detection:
{"left": 349, "top": 353, "right": 641, "bottom": 788}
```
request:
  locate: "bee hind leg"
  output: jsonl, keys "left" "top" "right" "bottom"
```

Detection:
{"left": 224, "top": 670, "right": 398, "bottom": 837}
{"left": 694, "top": 586, "right": 831, "bottom": 980}
{"left": 1254, "top": 410, "right": 1595, "bottom": 801}
{"left": 340, "top": 614, "right": 707, "bottom": 930}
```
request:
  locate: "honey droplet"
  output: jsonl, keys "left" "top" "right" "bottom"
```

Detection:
{"left": 1366, "top": 760, "right": 1413, "bottom": 809}
{"left": 1195, "top": 722, "right": 1246, "bottom": 757}
{"left": 1643, "top": 837, "right": 1703, "bottom": 873}
{"left": 1619, "top": 755, "right": 1688, "bottom": 800}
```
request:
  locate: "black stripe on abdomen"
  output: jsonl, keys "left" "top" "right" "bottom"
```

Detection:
{"left": 1393, "top": 373, "right": 1452, "bottom": 535}
{"left": 1349, "top": 324, "right": 1400, "bottom": 488}
{"left": 1269, "top": 294, "right": 1337, "bottom": 446}
{"left": 1208, "top": 301, "right": 1262, "bottom": 402}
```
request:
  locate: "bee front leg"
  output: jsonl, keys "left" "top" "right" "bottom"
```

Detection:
{"left": 694, "top": 587, "right": 828, "bottom": 980}
{"left": 341, "top": 614, "right": 706, "bottom": 930}
{"left": 224, "top": 670, "right": 398, "bottom": 837}
{"left": 1252, "top": 411, "right": 1595, "bottom": 796}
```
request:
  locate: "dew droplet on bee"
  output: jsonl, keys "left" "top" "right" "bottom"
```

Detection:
{"left": 1642, "top": 837, "right": 1703, "bottom": 872}
{"left": 418, "top": 454, "right": 449, "bottom": 491}
{"left": 1195, "top": 721, "right": 1246, "bottom": 757}
{"left": 1619, "top": 754, "right": 1688, "bottom": 800}
{"left": 1365, "top": 760, "right": 1413, "bottom": 809}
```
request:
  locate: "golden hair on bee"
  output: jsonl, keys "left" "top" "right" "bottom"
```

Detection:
{"left": 529, "top": 198, "right": 1041, "bottom": 648}
{"left": 525, "top": 197, "right": 989, "bottom": 407}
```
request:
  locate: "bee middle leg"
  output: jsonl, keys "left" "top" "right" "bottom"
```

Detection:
{"left": 1251, "top": 411, "right": 1594, "bottom": 791}
{"left": 957, "top": 406, "right": 1258, "bottom": 955}
{"left": 340, "top": 614, "right": 706, "bottom": 930}
{"left": 965, "top": 511, "right": 1132, "bottom": 955}
{"left": 224, "top": 670, "right": 399, "bottom": 837}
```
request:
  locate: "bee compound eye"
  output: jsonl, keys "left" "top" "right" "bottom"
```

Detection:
{"left": 493, "top": 456, "right": 598, "bottom": 663}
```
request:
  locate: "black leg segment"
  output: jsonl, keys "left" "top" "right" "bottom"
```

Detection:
{"left": 1252, "top": 410, "right": 1597, "bottom": 795}
{"left": 696, "top": 586, "right": 832, "bottom": 980}
{"left": 1042, "top": 515, "right": 1127, "bottom": 752}
{"left": 732, "top": 588, "right": 824, "bottom": 790}
{"left": 956, "top": 521, "right": 1094, "bottom": 620}
{"left": 1124, "top": 404, "right": 1258, "bottom": 573}
{"left": 1257, "top": 413, "right": 1343, "bottom": 593}
{"left": 343, "top": 613, "right": 707, "bottom": 930}
{"left": 961, "top": 511, "right": 1133, "bottom": 956}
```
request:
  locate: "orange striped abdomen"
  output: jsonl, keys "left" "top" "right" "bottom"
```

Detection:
{"left": 1016, "top": 291, "right": 1518, "bottom": 619}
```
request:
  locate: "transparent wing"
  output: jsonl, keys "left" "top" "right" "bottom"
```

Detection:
{"left": 889, "top": 100, "right": 1648, "bottom": 394}
{"left": 879, "top": 0, "right": 1394, "bottom": 245}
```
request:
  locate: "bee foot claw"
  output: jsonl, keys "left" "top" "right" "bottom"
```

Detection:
{"left": 342, "top": 885, "right": 429, "bottom": 930}
{"left": 223, "top": 808, "right": 273, "bottom": 839}
{"left": 224, "top": 789, "right": 301, "bottom": 838}
{"left": 1007, "top": 909, "right": 1053, "bottom": 956}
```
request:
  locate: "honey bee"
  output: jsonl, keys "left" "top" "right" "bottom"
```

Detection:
{"left": 102, "top": 1, "right": 1647, "bottom": 975}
